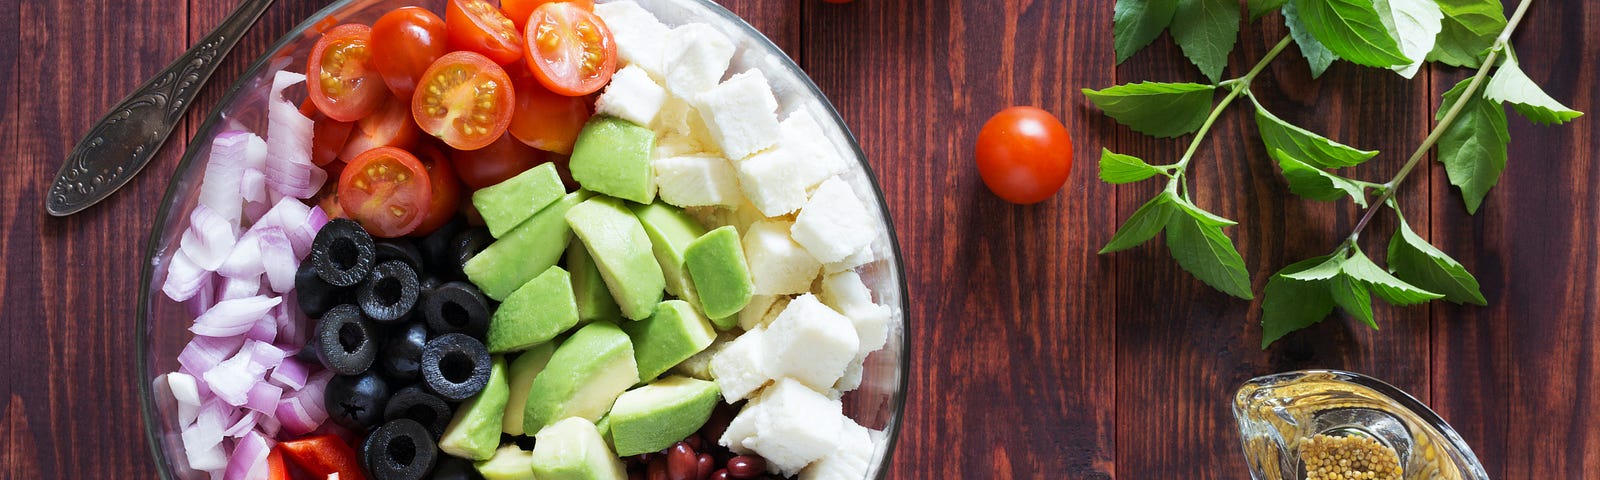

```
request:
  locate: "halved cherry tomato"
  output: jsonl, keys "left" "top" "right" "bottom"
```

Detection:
{"left": 339, "top": 146, "right": 433, "bottom": 237}
{"left": 502, "top": 0, "right": 593, "bottom": 32}
{"left": 446, "top": 0, "right": 525, "bottom": 66}
{"left": 452, "top": 133, "right": 545, "bottom": 189}
{"left": 307, "top": 24, "right": 386, "bottom": 122}
{"left": 340, "top": 95, "right": 421, "bottom": 161}
{"left": 312, "top": 117, "right": 355, "bottom": 167}
{"left": 524, "top": 2, "right": 617, "bottom": 96}
{"left": 412, "top": 52, "right": 516, "bottom": 151}
{"left": 278, "top": 435, "right": 367, "bottom": 480}
{"left": 507, "top": 64, "right": 592, "bottom": 154}
{"left": 412, "top": 144, "right": 462, "bottom": 236}
{"left": 371, "top": 7, "right": 449, "bottom": 100}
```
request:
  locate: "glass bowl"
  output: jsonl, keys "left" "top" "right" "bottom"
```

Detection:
{"left": 136, "top": 1, "right": 908, "bottom": 478}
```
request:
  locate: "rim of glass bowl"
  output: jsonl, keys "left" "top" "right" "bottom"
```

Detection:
{"left": 136, "top": 1, "right": 910, "bottom": 479}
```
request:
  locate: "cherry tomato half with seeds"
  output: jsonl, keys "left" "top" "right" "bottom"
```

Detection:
{"left": 412, "top": 51, "right": 517, "bottom": 151}
{"left": 507, "top": 64, "right": 592, "bottom": 155}
{"left": 501, "top": 0, "right": 593, "bottom": 32}
{"left": 339, "top": 146, "right": 433, "bottom": 238}
{"left": 524, "top": 2, "right": 617, "bottom": 96}
{"left": 340, "top": 95, "right": 422, "bottom": 161}
{"left": 451, "top": 133, "right": 545, "bottom": 189}
{"left": 411, "top": 144, "right": 462, "bottom": 237}
{"left": 975, "top": 106, "right": 1074, "bottom": 205}
{"left": 446, "top": 0, "right": 525, "bottom": 66}
{"left": 307, "top": 24, "right": 386, "bottom": 122}
{"left": 370, "top": 7, "right": 449, "bottom": 100}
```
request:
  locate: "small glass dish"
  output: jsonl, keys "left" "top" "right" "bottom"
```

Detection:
{"left": 135, "top": 1, "right": 908, "bottom": 478}
{"left": 1233, "top": 369, "right": 1488, "bottom": 480}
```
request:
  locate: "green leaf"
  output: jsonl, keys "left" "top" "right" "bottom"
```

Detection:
{"left": 1249, "top": 0, "right": 1288, "bottom": 20}
{"left": 1261, "top": 256, "right": 1338, "bottom": 348}
{"left": 1288, "top": 0, "right": 1411, "bottom": 68}
{"left": 1484, "top": 53, "right": 1585, "bottom": 125}
{"left": 1169, "top": 196, "right": 1236, "bottom": 227}
{"left": 1285, "top": 254, "right": 1346, "bottom": 281}
{"left": 1330, "top": 275, "right": 1377, "bottom": 329}
{"left": 1428, "top": 0, "right": 1507, "bottom": 68}
{"left": 1170, "top": 0, "right": 1241, "bottom": 83}
{"left": 1387, "top": 211, "right": 1487, "bottom": 305}
{"left": 1283, "top": 1, "right": 1339, "bottom": 78}
{"left": 1436, "top": 77, "right": 1510, "bottom": 214}
{"left": 1269, "top": 149, "right": 1370, "bottom": 207}
{"left": 1098, "top": 149, "right": 1166, "bottom": 184}
{"left": 1100, "top": 193, "right": 1177, "bottom": 253}
{"left": 1377, "top": 0, "right": 1443, "bottom": 78}
{"left": 1341, "top": 248, "right": 1444, "bottom": 305}
{"left": 1083, "top": 82, "right": 1217, "bottom": 138}
{"left": 1114, "top": 0, "right": 1181, "bottom": 64}
{"left": 1255, "top": 103, "right": 1379, "bottom": 168}
{"left": 1165, "top": 209, "right": 1253, "bottom": 299}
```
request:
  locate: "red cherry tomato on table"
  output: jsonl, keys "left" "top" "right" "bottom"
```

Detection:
{"left": 306, "top": 24, "right": 386, "bottom": 122}
{"left": 446, "top": 0, "right": 526, "bottom": 66}
{"left": 340, "top": 95, "right": 422, "bottom": 161}
{"left": 370, "top": 7, "right": 449, "bottom": 100}
{"left": 508, "top": 64, "right": 593, "bottom": 155}
{"left": 277, "top": 435, "right": 367, "bottom": 480}
{"left": 339, "top": 146, "right": 434, "bottom": 238}
{"left": 452, "top": 133, "right": 546, "bottom": 189}
{"left": 411, "top": 144, "right": 463, "bottom": 237}
{"left": 412, "top": 51, "right": 517, "bottom": 151}
{"left": 524, "top": 2, "right": 618, "bottom": 96}
{"left": 975, "top": 106, "right": 1074, "bottom": 205}
{"left": 502, "top": 0, "right": 593, "bottom": 32}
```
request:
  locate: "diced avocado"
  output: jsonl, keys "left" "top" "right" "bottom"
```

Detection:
{"left": 565, "top": 197, "right": 666, "bottom": 320}
{"left": 629, "top": 202, "right": 708, "bottom": 311}
{"left": 473, "top": 163, "right": 567, "bottom": 238}
{"left": 684, "top": 226, "right": 754, "bottom": 325}
{"left": 475, "top": 444, "right": 537, "bottom": 480}
{"left": 595, "top": 414, "right": 613, "bottom": 446}
{"left": 622, "top": 300, "right": 716, "bottom": 382}
{"left": 523, "top": 322, "right": 639, "bottom": 433}
{"left": 440, "top": 356, "right": 511, "bottom": 460}
{"left": 467, "top": 190, "right": 594, "bottom": 301}
{"left": 567, "top": 238, "right": 621, "bottom": 324}
{"left": 608, "top": 376, "right": 721, "bottom": 456}
{"left": 503, "top": 343, "right": 555, "bottom": 435}
{"left": 570, "top": 116, "right": 657, "bottom": 204}
{"left": 530, "top": 417, "right": 628, "bottom": 480}
{"left": 672, "top": 330, "right": 737, "bottom": 381}
{"left": 488, "top": 266, "right": 580, "bottom": 354}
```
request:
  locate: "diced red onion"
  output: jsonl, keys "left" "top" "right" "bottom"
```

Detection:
{"left": 223, "top": 411, "right": 258, "bottom": 438}
{"left": 240, "top": 168, "right": 268, "bottom": 205}
{"left": 217, "top": 229, "right": 266, "bottom": 280}
{"left": 218, "top": 275, "right": 263, "bottom": 302}
{"left": 245, "top": 382, "right": 282, "bottom": 415}
{"left": 256, "top": 414, "right": 282, "bottom": 438}
{"left": 179, "top": 204, "right": 240, "bottom": 271}
{"left": 190, "top": 296, "right": 281, "bottom": 338}
{"left": 185, "top": 273, "right": 220, "bottom": 319}
{"left": 225, "top": 430, "right": 273, "bottom": 480}
{"left": 247, "top": 341, "right": 287, "bottom": 373}
{"left": 198, "top": 131, "right": 254, "bottom": 229}
{"left": 255, "top": 198, "right": 317, "bottom": 260}
{"left": 307, "top": 206, "right": 330, "bottom": 234}
{"left": 271, "top": 298, "right": 307, "bottom": 349}
{"left": 260, "top": 228, "right": 297, "bottom": 293}
{"left": 266, "top": 71, "right": 325, "bottom": 201}
{"left": 204, "top": 353, "right": 259, "bottom": 407}
{"left": 276, "top": 369, "right": 333, "bottom": 435}
{"left": 185, "top": 443, "right": 228, "bottom": 473}
{"left": 269, "top": 357, "right": 310, "bottom": 391}
{"left": 243, "top": 314, "right": 278, "bottom": 344}
{"left": 178, "top": 335, "right": 247, "bottom": 374}
{"left": 164, "top": 251, "right": 210, "bottom": 303}
{"left": 167, "top": 372, "right": 203, "bottom": 427}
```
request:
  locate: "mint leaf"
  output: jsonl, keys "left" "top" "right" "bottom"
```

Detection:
{"left": 1289, "top": 0, "right": 1411, "bottom": 68}
{"left": 1428, "top": 0, "right": 1507, "bottom": 68}
{"left": 1099, "top": 149, "right": 1166, "bottom": 184}
{"left": 1083, "top": 82, "right": 1217, "bottom": 138}
{"left": 1114, "top": 0, "right": 1181, "bottom": 64}
{"left": 1170, "top": 196, "right": 1237, "bottom": 227}
{"left": 1283, "top": 1, "right": 1339, "bottom": 78}
{"left": 1261, "top": 256, "right": 1337, "bottom": 348}
{"left": 1330, "top": 275, "right": 1376, "bottom": 329}
{"left": 1387, "top": 210, "right": 1487, "bottom": 305}
{"left": 1249, "top": 0, "right": 1288, "bottom": 20}
{"left": 1269, "top": 149, "right": 1370, "bottom": 207}
{"left": 1341, "top": 248, "right": 1443, "bottom": 305}
{"left": 1285, "top": 254, "right": 1346, "bottom": 281}
{"left": 1255, "top": 103, "right": 1379, "bottom": 168}
{"left": 1170, "top": 0, "right": 1241, "bottom": 83}
{"left": 1436, "top": 77, "right": 1510, "bottom": 214}
{"left": 1484, "top": 53, "right": 1585, "bottom": 125}
{"left": 1100, "top": 193, "right": 1177, "bottom": 253}
{"left": 1165, "top": 208, "right": 1253, "bottom": 299}
{"left": 1376, "top": 0, "right": 1443, "bottom": 79}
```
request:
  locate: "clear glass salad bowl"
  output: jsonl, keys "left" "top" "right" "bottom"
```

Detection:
{"left": 136, "top": 1, "right": 908, "bottom": 478}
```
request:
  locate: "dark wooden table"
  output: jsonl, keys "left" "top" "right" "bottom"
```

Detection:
{"left": 3, "top": 1, "right": 1597, "bottom": 478}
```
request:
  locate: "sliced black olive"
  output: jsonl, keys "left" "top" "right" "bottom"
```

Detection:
{"left": 376, "top": 239, "right": 426, "bottom": 274}
{"left": 429, "top": 456, "right": 484, "bottom": 480}
{"left": 363, "top": 419, "right": 438, "bottom": 480}
{"left": 309, "top": 218, "right": 376, "bottom": 287}
{"left": 420, "top": 333, "right": 492, "bottom": 401}
{"left": 358, "top": 260, "right": 421, "bottom": 324}
{"left": 381, "top": 323, "right": 430, "bottom": 383}
{"left": 326, "top": 371, "right": 391, "bottom": 431}
{"left": 448, "top": 228, "right": 494, "bottom": 278}
{"left": 419, "top": 217, "right": 467, "bottom": 276}
{"left": 315, "top": 305, "right": 377, "bottom": 375}
{"left": 383, "top": 386, "right": 453, "bottom": 438}
{"left": 295, "top": 264, "right": 349, "bottom": 318}
{"left": 422, "top": 282, "right": 491, "bottom": 340}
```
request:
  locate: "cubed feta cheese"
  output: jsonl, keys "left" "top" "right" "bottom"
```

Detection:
{"left": 718, "top": 401, "right": 759, "bottom": 455}
{"left": 819, "top": 271, "right": 891, "bottom": 394}
{"left": 674, "top": 330, "right": 738, "bottom": 381}
{"left": 655, "top": 154, "right": 744, "bottom": 208}
{"left": 736, "top": 378, "right": 846, "bottom": 476}
{"left": 739, "top": 295, "right": 790, "bottom": 331}
{"left": 743, "top": 219, "right": 822, "bottom": 295}
{"left": 736, "top": 148, "right": 809, "bottom": 217}
{"left": 594, "top": 1, "right": 670, "bottom": 77}
{"left": 791, "top": 177, "right": 876, "bottom": 263}
{"left": 710, "top": 327, "right": 771, "bottom": 402}
{"left": 738, "top": 294, "right": 781, "bottom": 331}
{"left": 663, "top": 24, "right": 736, "bottom": 98}
{"left": 595, "top": 65, "right": 667, "bottom": 126}
{"left": 799, "top": 417, "right": 875, "bottom": 480}
{"left": 763, "top": 294, "right": 859, "bottom": 392}
{"left": 697, "top": 69, "right": 781, "bottom": 160}
{"left": 780, "top": 110, "right": 851, "bottom": 179}
{"left": 824, "top": 243, "right": 876, "bottom": 273}
{"left": 832, "top": 359, "right": 865, "bottom": 393}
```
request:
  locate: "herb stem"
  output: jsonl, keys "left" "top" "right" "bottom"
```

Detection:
{"left": 1344, "top": 0, "right": 1534, "bottom": 243}
{"left": 1168, "top": 35, "right": 1295, "bottom": 194}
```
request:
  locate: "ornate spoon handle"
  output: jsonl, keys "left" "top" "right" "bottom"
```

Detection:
{"left": 46, "top": 0, "right": 276, "bottom": 217}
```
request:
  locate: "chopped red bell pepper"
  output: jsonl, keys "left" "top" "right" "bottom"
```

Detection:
{"left": 278, "top": 435, "right": 368, "bottom": 480}
{"left": 267, "top": 448, "right": 289, "bottom": 480}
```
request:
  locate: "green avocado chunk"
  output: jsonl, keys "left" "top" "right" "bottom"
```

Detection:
{"left": 569, "top": 116, "right": 657, "bottom": 204}
{"left": 622, "top": 300, "right": 716, "bottom": 383}
{"left": 474, "top": 444, "right": 537, "bottom": 480}
{"left": 566, "top": 197, "right": 666, "bottom": 321}
{"left": 466, "top": 190, "right": 594, "bottom": 301}
{"left": 608, "top": 376, "right": 721, "bottom": 456}
{"left": 530, "top": 417, "right": 628, "bottom": 480}
{"left": 567, "top": 238, "right": 622, "bottom": 324}
{"left": 473, "top": 163, "right": 567, "bottom": 238}
{"left": 439, "top": 356, "right": 510, "bottom": 461}
{"left": 503, "top": 343, "right": 555, "bottom": 436}
{"left": 523, "top": 322, "right": 639, "bottom": 433}
{"left": 684, "top": 226, "right": 755, "bottom": 325}
{"left": 629, "top": 202, "right": 708, "bottom": 312}
{"left": 488, "top": 266, "right": 580, "bottom": 354}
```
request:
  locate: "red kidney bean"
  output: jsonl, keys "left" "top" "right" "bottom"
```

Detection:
{"left": 696, "top": 453, "right": 715, "bottom": 479}
{"left": 629, "top": 472, "right": 646, "bottom": 480}
{"left": 648, "top": 456, "right": 669, "bottom": 480}
{"left": 667, "top": 442, "right": 699, "bottom": 480}
{"left": 684, "top": 433, "right": 704, "bottom": 451}
{"left": 725, "top": 456, "right": 767, "bottom": 479}
{"left": 701, "top": 404, "right": 737, "bottom": 444}
{"left": 708, "top": 469, "right": 729, "bottom": 480}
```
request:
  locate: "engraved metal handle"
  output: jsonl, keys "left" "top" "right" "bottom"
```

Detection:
{"left": 45, "top": 0, "right": 277, "bottom": 216}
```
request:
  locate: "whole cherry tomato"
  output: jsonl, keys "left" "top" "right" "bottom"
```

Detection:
{"left": 975, "top": 106, "right": 1074, "bottom": 205}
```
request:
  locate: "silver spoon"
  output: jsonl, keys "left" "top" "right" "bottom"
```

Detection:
{"left": 45, "top": 0, "right": 276, "bottom": 217}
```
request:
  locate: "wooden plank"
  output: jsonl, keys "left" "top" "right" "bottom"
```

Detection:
{"left": 804, "top": 1, "right": 1119, "bottom": 478}
{"left": 720, "top": 1, "right": 800, "bottom": 59}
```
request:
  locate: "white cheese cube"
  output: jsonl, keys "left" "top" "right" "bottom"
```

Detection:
{"left": 718, "top": 401, "right": 760, "bottom": 455}
{"left": 710, "top": 327, "right": 771, "bottom": 403}
{"left": 763, "top": 294, "right": 859, "bottom": 393}
{"left": 819, "top": 271, "right": 891, "bottom": 356}
{"left": 832, "top": 359, "right": 865, "bottom": 393}
{"left": 743, "top": 219, "right": 822, "bottom": 295}
{"left": 595, "top": 65, "right": 666, "bottom": 126}
{"left": 652, "top": 96, "right": 695, "bottom": 140}
{"left": 739, "top": 295, "right": 791, "bottom": 331}
{"left": 781, "top": 110, "right": 851, "bottom": 179}
{"left": 697, "top": 69, "right": 781, "bottom": 160}
{"left": 791, "top": 177, "right": 876, "bottom": 263}
{"left": 738, "top": 294, "right": 780, "bottom": 331}
{"left": 594, "top": 1, "right": 670, "bottom": 77}
{"left": 799, "top": 417, "right": 876, "bottom": 480}
{"left": 737, "top": 378, "right": 846, "bottom": 476}
{"left": 655, "top": 154, "right": 744, "bottom": 208}
{"left": 674, "top": 330, "right": 737, "bottom": 381}
{"left": 663, "top": 24, "right": 736, "bottom": 98}
{"left": 736, "top": 148, "right": 810, "bottom": 217}
{"left": 824, "top": 244, "right": 876, "bottom": 273}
